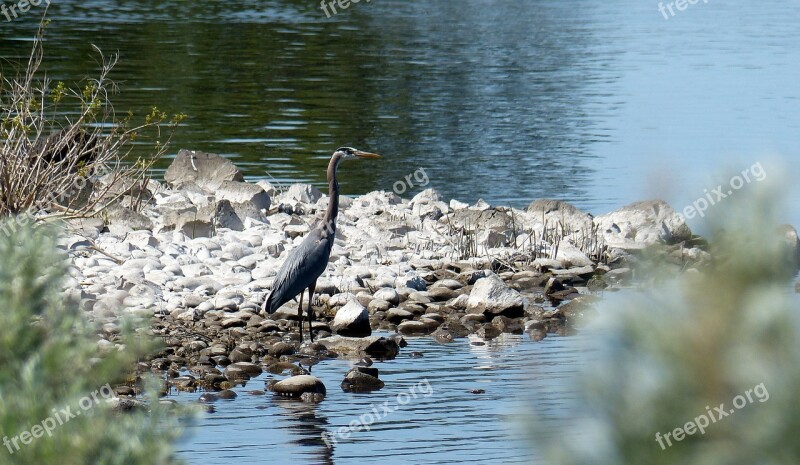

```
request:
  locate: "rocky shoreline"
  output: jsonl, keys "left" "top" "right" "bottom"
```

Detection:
{"left": 57, "top": 149, "right": 757, "bottom": 402}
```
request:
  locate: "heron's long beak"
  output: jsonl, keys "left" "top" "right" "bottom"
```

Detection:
{"left": 354, "top": 150, "right": 381, "bottom": 159}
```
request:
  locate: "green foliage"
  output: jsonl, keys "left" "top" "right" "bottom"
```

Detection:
{"left": 0, "top": 222, "right": 186, "bottom": 465}
{"left": 534, "top": 178, "right": 800, "bottom": 465}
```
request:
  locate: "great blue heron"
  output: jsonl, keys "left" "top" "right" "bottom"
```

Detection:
{"left": 263, "top": 147, "right": 381, "bottom": 342}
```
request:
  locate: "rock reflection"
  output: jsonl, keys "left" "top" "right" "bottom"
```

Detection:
{"left": 272, "top": 398, "right": 334, "bottom": 465}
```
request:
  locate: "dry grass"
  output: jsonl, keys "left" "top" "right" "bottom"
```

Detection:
{"left": 0, "top": 21, "right": 185, "bottom": 220}
{"left": 442, "top": 208, "right": 606, "bottom": 268}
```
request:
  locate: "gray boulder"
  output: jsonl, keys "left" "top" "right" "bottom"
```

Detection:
{"left": 594, "top": 200, "right": 691, "bottom": 249}
{"left": 105, "top": 206, "right": 153, "bottom": 234}
{"left": 203, "top": 206, "right": 234, "bottom": 235}
{"left": 526, "top": 199, "right": 594, "bottom": 233}
{"left": 164, "top": 149, "right": 244, "bottom": 192}
{"left": 215, "top": 180, "right": 271, "bottom": 214}
{"left": 445, "top": 208, "right": 513, "bottom": 235}
{"left": 94, "top": 172, "right": 155, "bottom": 206}
{"left": 443, "top": 208, "right": 516, "bottom": 248}
{"left": 281, "top": 184, "right": 322, "bottom": 204}
{"left": 157, "top": 200, "right": 250, "bottom": 236}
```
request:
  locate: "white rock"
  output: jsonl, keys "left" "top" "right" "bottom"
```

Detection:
{"left": 328, "top": 292, "right": 357, "bottom": 308}
{"left": 282, "top": 184, "right": 322, "bottom": 204}
{"left": 526, "top": 199, "right": 594, "bottom": 233}
{"left": 532, "top": 258, "right": 563, "bottom": 270}
{"left": 221, "top": 243, "right": 254, "bottom": 261}
{"left": 256, "top": 179, "right": 277, "bottom": 196}
{"left": 126, "top": 230, "right": 159, "bottom": 249}
{"left": 466, "top": 275, "right": 524, "bottom": 317}
{"left": 181, "top": 263, "right": 212, "bottom": 278}
{"left": 215, "top": 181, "right": 271, "bottom": 210}
{"left": 447, "top": 294, "right": 469, "bottom": 310}
{"left": 472, "top": 199, "right": 491, "bottom": 211}
{"left": 272, "top": 375, "right": 326, "bottom": 397}
{"left": 594, "top": 200, "right": 691, "bottom": 249}
{"left": 372, "top": 288, "right": 400, "bottom": 305}
{"left": 396, "top": 274, "right": 427, "bottom": 291}
{"left": 555, "top": 241, "right": 595, "bottom": 267}
{"left": 410, "top": 188, "right": 440, "bottom": 205}
{"left": 331, "top": 300, "right": 371, "bottom": 337}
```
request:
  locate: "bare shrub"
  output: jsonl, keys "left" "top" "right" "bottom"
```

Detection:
{"left": 0, "top": 21, "right": 185, "bottom": 220}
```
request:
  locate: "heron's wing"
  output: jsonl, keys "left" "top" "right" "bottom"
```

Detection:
{"left": 267, "top": 226, "right": 333, "bottom": 311}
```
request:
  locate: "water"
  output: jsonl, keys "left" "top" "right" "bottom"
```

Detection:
{"left": 2, "top": 1, "right": 798, "bottom": 222}
{"left": 173, "top": 333, "right": 583, "bottom": 465}
{"left": 2, "top": 2, "right": 799, "bottom": 463}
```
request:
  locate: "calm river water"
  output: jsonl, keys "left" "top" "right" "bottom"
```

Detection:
{"left": 2, "top": 1, "right": 799, "bottom": 463}
{"left": 1, "top": 0, "right": 798, "bottom": 220}
{"left": 172, "top": 333, "right": 583, "bottom": 465}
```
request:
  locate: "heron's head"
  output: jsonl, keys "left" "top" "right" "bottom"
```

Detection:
{"left": 334, "top": 147, "right": 381, "bottom": 160}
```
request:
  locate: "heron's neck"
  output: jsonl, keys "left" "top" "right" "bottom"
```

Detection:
{"left": 323, "top": 154, "right": 342, "bottom": 231}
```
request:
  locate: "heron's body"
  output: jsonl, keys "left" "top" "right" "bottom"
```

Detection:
{"left": 265, "top": 227, "right": 333, "bottom": 314}
{"left": 262, "top": 147, "right": 380, "bottom": 341}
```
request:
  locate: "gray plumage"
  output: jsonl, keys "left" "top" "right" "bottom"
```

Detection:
{"left": 261, "top": 147, "right": 380, "bottom": 342}
{"left": 263, "top": 225, "right": 333, "bottom": 315}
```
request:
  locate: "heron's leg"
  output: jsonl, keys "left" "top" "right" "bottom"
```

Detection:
{"left": 307, "top": 280, "right": 317, "bottom": 343}
{"left": 298, "top": 291, "right": 304, "bottom": 342}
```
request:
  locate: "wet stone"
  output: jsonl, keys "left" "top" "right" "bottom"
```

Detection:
{"left": 228, "top": 362, "right": 262, "bottom": 378}
{"left": 228, "top": 348, "right": 252, "bottom": 363}
{"left": 223, "top": 365, "right": 251, "bottom": 381}
{"left": 477, "top": 324, "right": 502, "bottom": 340}
{"left": 271, "top": 375, "right": 326, "bottom": 400}
{"left": 386, "top": 308, "right": 414, "bottom": 324}
{"left": 427, "top": 287, "right": 458, "bottom": 301}
{"left": 433, "top": 328, "right": 455, "bottom": 343}
{"left": 266, "top": 362, "right": 307, "bottom": 376}
{"left": 398, "top": 320, "right": 432, "bottom": 335}
{"left": 341, "top": 367, "right": 384, "bottom": 393}
{"left": 269, "top": 342, "right": 296, "bottom": 357}
{"left": 218, "top": 389, "right": 238, "bottom": 400}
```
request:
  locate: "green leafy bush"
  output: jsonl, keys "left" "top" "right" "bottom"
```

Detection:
{"left": 534, "top": 177, "right": 800, "bottom": 465}
{"left": 0, "top": 221, "right": 186, "bottom": 465}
